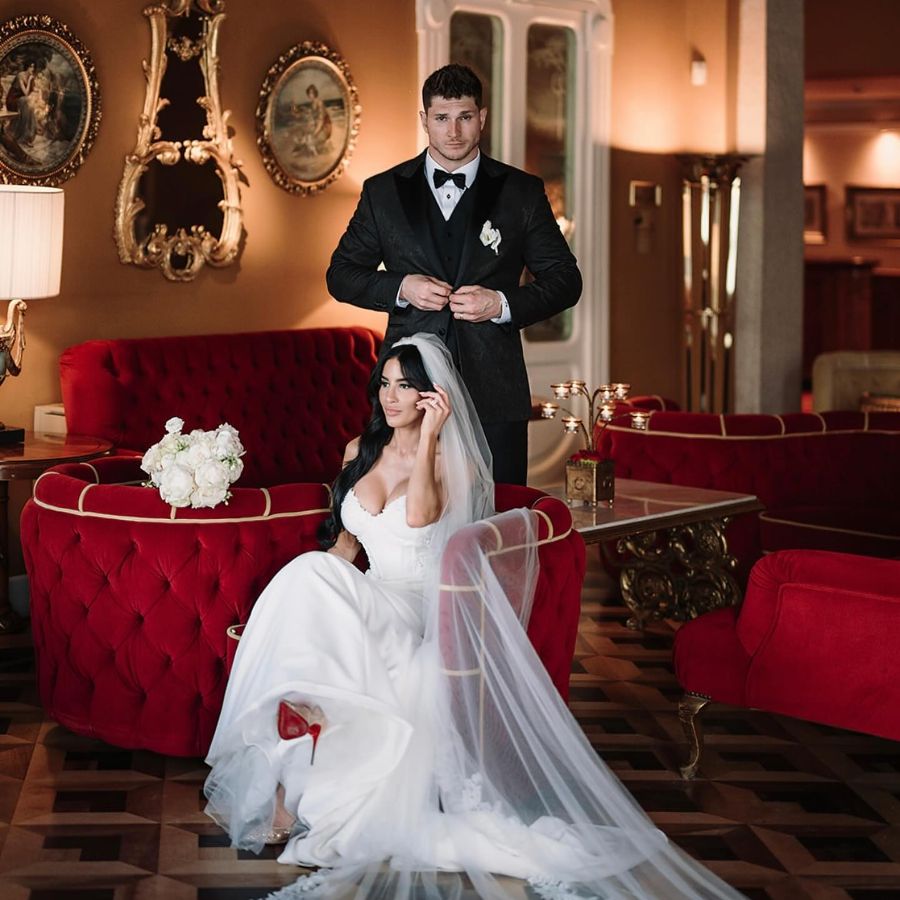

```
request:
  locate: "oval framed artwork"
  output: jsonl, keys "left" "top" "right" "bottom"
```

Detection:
{"left": 0, "top": 15, "right": 101, "bottom": 185}
{"left": 256, "top": 41, "right": 361, "bottom": 196}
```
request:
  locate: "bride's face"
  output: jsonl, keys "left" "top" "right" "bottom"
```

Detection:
{"left": 379, "top": 358, "right": 424, "bottom": 428}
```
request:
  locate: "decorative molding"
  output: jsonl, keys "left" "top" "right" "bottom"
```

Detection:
{"left": 114, "top": 0, "right": 244, "bottom": 282}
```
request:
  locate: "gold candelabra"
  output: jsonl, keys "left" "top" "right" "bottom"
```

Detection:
{"left": 540, "top": 380, "right": 651, "bottom": 504}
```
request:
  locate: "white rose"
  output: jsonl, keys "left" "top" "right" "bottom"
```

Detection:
{"left": 195, "top": 458, "right": 230, "bottom": 490}
{"left": 227, "top": 456, "right": 244, "bottom": 483}
{"left": 165, "top": 417, "right": 184, "bottom": 435}
{"left": 141, "top": 443, "right": 162, "bottom": 476}
{"left": 158, "top": 464, "right": 195, "bottom": 507}
{"left": 186, "top": 440, "right": 212, "bottom": 467}
{"left": 190, "top": 485, "right": 228, "bottom": 508}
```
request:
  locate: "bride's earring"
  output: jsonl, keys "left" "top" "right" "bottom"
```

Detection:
{"left": 278, "top": 700, "right": 326, "bottom": 764}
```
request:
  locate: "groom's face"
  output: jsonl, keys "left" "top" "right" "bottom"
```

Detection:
{"left": 420, "top": 95, "right": 486, "bottom": 170}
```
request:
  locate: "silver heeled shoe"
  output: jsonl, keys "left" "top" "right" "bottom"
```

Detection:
{"left": 258, "top": 816, "right": 311, "bottom": 847}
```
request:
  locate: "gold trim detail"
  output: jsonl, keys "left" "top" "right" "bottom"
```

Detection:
{"left": 32, "top": 496, "right": 329, "bottom": 525}
{"left": 678, "top": 692, "right": 711, "bottom": 780}
{"left": 114, "top": 0, "right": 244, "bottom": 281}
{"left": 758, "top": 512, "right": 900, "bottom": 541}
{"left": 604, "top": 423, "right": 900, "bottom": 440}
{"left": 617, "top": 517, "right": 742, "bottom": 629}
{"left": 260, "top": 487, "right": 272, "bottom": 517}
{"left": 255, "top": 41, "right": 361, "bottom": 196}
{"left": 0, "top": 15, "right": 102, "bottom": 186}
{"left": 76, "top": 483, "right": 95, "bottom": 513}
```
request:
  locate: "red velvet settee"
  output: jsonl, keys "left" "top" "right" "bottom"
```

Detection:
{"left": 674, "top": 549, "right": 900, "bottom": 778}
{"left": 599, "top": 411, "right": 900, "bottom": 582}
{"left": 22, "top": 459, "right": 584, "bottom": 756}
{"left": 59, "top": 327, "right": 383, "bottom": 485}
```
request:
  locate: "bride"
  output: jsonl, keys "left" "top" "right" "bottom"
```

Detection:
{"left": 204, "top": 333, "right": 744, "bottom": 899}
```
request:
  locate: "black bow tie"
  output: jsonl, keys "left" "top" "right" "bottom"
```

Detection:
{"left": 432, "top": 169, "right": 466, "bottom": 190}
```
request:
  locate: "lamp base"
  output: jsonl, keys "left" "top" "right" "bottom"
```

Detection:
{"left": 0, "top": 425, "right": 25, "bottom": 446}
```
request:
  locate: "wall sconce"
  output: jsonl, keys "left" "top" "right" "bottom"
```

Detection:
{"left": 691, "top": 51, "right": 707, "bottom": 87}
{"left": 0, "top": 185, "right": 64, "bottom": 443}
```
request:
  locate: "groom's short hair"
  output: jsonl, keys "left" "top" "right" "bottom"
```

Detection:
{"left": 422, "top": 64, "right": 483, "bottom": 109}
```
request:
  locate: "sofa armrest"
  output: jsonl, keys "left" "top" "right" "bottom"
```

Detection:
{"left": 744, "top": 575, "right": 900, "bottom": 741}
{"left": 737, "top": 550, "right": 900, "bottom": 657}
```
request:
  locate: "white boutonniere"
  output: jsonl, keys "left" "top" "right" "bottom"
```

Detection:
{"left": 479, "top": 219, "right": 502, "bottom": 255}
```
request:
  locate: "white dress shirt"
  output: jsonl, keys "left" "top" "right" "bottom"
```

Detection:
{"left": 395, "top": 150, "right": 510, "bottom": 324}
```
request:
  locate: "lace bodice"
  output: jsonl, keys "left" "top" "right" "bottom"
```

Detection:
{"left": 341, "top": 489, "right": 438, "bottom": 583}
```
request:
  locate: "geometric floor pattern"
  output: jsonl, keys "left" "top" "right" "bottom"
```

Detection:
{"left": 1, "top": 553, "right": 900, "bottom": 899}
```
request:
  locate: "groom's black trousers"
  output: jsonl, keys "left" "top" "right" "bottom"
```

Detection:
{"left": 482, "top": 421, "right": 529, "bottom": 487}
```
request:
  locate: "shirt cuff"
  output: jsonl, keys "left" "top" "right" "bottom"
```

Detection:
{"left": 395, "top": 282, "right": 409, "bottom": 308}
{"left": 490, "top": 291, "right": 511, "bottom": 324}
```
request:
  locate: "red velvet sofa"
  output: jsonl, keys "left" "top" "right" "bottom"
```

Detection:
{"left": 22, "top": 459, "right": 584, "bottom": 756}
{"left": 674, "top": 549, "right": 900, "bottom": 778}
{"left": 23, "top": 327, "right": 586, "bottom": 756}
{"left": 599, "top": 411, "right": 900, "bottom": 582}
{"left": 59, "top": 326, "right": 383, "bottom": 485}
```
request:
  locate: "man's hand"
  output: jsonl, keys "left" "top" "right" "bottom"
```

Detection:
{"left": 399, "top": 274, "right": 452, "bottom": 311}
{"left": 449, "top": 285, "right": 501, "bottom": 323}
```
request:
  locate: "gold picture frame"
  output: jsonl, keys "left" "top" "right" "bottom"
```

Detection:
{"left": 803, "top": 184, "right": 827, "bottom": 245}
{"left": 846, "top": 185, "right": 900, "bottom": 245}
{"left": 0, "top": 14, "right": 101, "bottom": 186}
{"left": 256, "top": 41, "right": 360, "bottom": 196}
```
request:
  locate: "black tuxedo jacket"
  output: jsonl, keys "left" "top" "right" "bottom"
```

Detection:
{"left": 326, "top": 152, "right": 582, "bottom": 423}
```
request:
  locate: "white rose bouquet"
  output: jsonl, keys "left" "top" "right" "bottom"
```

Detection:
{"left": 141, "top": 417, "right": 245, "bottom": 509}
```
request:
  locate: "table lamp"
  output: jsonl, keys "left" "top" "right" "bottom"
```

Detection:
{"left": 0, "top": 185, "right": 64, "bottom": 444}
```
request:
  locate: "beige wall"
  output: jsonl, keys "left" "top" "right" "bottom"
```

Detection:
{"left": 609, "top": 0, "right": 739, "bottom": 402}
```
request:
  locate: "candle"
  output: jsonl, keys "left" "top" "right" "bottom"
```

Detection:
{"left": 561, "top": 415, "right": 581, "bottom": 434}
{"left": 630, "top": 411, "right": 650, "bottom": 431}
{"left": 540, "top": 402, "right": 559, "bottom": 419}
{"left": 599, "top": 403, "right": 615, "bottom": 422}
{"left": 612, "top": 382, "right": 630, "bottom": 401}
{"left": 551, "top": 382, "right": 571, "bottom": 399}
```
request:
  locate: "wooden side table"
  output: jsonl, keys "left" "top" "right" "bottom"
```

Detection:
{"left": 0, "top": 431, "right": 112, "bottom": 633}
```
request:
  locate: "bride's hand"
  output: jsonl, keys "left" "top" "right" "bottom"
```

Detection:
{"left": 416, "top": 385, "right": 451, "bottom": 437}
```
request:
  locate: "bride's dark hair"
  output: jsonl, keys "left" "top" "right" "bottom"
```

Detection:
{"left": 318, "top": 343, "right": 435, "bottom": 549}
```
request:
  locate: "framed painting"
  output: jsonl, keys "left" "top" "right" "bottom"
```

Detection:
{"left": 846, "top": 185, "right": 900, "bottom": 244}
{"left": 803, "top": 184, "right": 827, "bottom": 245}
{"left": 256, "top": 41, "right": 361, "bottom": 196}
{"left": 0, "top": 15, "right": 101, "bottom": 185}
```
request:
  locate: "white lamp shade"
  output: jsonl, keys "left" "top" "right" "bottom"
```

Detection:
{"left": 0, "top": 185, "right": 64, "bottom": 300}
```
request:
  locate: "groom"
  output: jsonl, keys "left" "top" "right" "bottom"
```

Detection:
{"left": 326, "top": 64, "right": 582, "bottom": 485}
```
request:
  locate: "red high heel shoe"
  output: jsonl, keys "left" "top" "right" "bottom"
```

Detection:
{"left": 277, "top": 700, "right": 326, "bottom": 764}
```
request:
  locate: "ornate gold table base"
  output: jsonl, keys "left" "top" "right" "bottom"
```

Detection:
{"left": 617, "top": 517, "right": 742, "bottom": 630}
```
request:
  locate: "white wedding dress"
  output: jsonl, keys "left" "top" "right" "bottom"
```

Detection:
{"left": 205, "top": 334, "right": 745, "bottom": 900}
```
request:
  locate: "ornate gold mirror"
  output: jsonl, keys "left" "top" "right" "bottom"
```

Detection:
{"left": 114, "top": 0, "right": 244, "bottom": 282}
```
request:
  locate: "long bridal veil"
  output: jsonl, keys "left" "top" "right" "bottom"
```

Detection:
{"left": 264, "top": 334, "right": 744, "bottom": 900}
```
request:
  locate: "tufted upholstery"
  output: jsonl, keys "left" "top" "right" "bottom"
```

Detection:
{"left": 22, "top": 459, "right": 585, "bottom": 756}
{"left": 59, "top": 327, "right": 381, "bottom": 486}
{"left": 598, "top": 411, "right": 900, "bottom": 581}
{"left": 674, "top": 550, "right": 900, "bottom": 771}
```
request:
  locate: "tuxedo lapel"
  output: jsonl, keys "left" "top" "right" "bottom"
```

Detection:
{"left": 455, "top": 156, "right": 508, "bottom": 285}
{"left": 394, "top": 153, "right": 446, "bottom": 281}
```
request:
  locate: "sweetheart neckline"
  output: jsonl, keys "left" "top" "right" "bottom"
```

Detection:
{"left": 348, "top": 487, "right": 407, "bottom": 519}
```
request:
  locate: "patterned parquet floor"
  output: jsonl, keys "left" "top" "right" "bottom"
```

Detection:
{"left": 1, "top": 553, "right": 899, "bottom": 899}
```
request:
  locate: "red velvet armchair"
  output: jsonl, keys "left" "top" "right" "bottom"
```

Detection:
{"left": 674, "top": 549, "right": 900, "bottom": 779}
{"left": 22, "top": 460, "right": 585, "bottom": 757}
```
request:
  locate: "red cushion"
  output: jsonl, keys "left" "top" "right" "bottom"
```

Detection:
{"left": 673, "top": 608, "right": 749, "bottom": 706}
{"left": 759, "top": 506, "right": 900, "bottom": 557}
{"left": 59, "top": 327, "right": 380, "bottom": 487}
